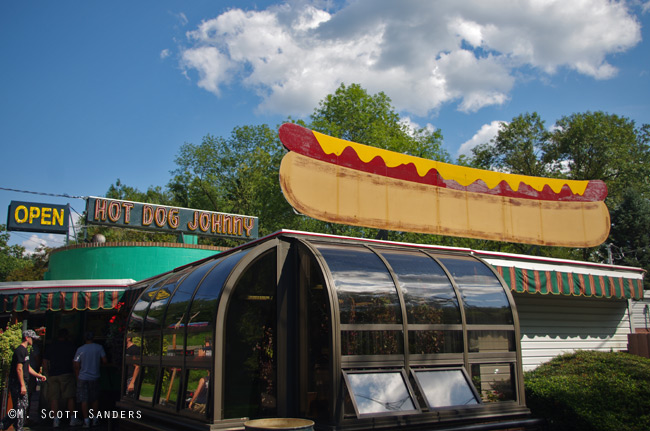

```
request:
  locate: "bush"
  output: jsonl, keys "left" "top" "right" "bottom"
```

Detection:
{"left": 524, "top": 350, "right": 650, "bottom": 431}
{"left": 0, "top": 322, "right": 24, "bottom": 390}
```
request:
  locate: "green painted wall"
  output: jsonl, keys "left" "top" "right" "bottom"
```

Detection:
{"left": 45, "top": 243, "right": 223, "bottom": 281}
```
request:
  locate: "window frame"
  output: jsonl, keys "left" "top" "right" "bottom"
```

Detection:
{"left": 341, "top": 369, "right": 421, "bottom": 419}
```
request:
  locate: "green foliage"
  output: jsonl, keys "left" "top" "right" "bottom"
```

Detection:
{"left": 0, "top": 224, "right": 30, "bottom": 281}
{"left": 0, "top": 322, "right": 24, "bottom": 390}
{"left": 524, "top": 351, "right": 650, "bottom": 431}
{"left": 310, "top": 83, "right": 449, "bottom": 161}
{"left": 471, "top": 112, "right": 550, "bottom": 176}
{"left": 599, "top": 188, "right": 650, "bottom": 289}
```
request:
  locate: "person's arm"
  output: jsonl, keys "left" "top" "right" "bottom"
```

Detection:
{"left": 16, "top": 363, "right": 27, "bottom": 395}
{"left": 189, "top": 377, "right": 206, "bottom": 408}
{"left": 28, "top": 364, "right": 46, "bottom": 381}
{"left": 127, "top": 365, "right": 140, "bottom": 392}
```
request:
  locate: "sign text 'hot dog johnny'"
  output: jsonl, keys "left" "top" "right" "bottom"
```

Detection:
{"left": 86, "top": 197, "right": 258, "bottom": 240}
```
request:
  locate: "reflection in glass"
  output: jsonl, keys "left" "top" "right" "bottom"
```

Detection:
{"left": 158, "top": 367, "right": 181, "bottom": 408}
{"left": 143, "top": 270, "right": 191, "bottom": 357}
{"left": 301, "top": 247, "right": 332, "bottom": 421}
{"left": 316, "top": 244, "right": 401, "bottom": 325}
{"left": 341, "top": 330, "right": 403, "bottom": 355}
{"left": 185, "top": 369, "right": 211, "bottom": 416}
{"left": 138, "top": 366, "right": 158, "bottom": 403}
{"left": 224, "top": 250, "right": 277, "bottom": 419}
{"left": 468, "top": 331, "right": 515, "bottom": 353}
{"left": 127, "top": 277, "right": 171, "bottom": 339}
{"left": 436, "top": 256, "right": 513, "bottom": 325}
{"left": 163, "top": 260, "right": 219, "bottom": 357}
{"left": 409, "top": 330, "right": 463, "bottom": 354}
{"left": 380, "top": 250, "right": 461, "bottom": 324}
{"left": 415, "top": 370, "right": 479, "bottom": 408}
{"left": 470, "top": 363, "right": 516, "bottom": 403}
{"left": 346, "top": 372, "right": 416, "bottom": 415}
{"left": 187, "top": 250, "right": 247, "bottom": 360}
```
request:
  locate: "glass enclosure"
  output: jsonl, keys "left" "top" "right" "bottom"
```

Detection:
{"left": 120, "top": 232, "right": 527, "bottom": 430}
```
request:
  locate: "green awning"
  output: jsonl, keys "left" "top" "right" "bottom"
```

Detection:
{"left": 492, "top": 265, "right": 644, "bottom": 300}
{"left": 0, "top": 279, "right": 135, "bottom": 312}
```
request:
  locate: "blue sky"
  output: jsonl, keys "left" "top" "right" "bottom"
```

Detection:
{"left": 1, "top": 0, "right": 649, "bottom": 252}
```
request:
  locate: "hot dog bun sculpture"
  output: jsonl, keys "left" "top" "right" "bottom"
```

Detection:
{"left": 278, "top": 123, "right": 610, "bottom": 247}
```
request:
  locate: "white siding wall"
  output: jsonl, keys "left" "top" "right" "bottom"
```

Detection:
{"left": 629, "top": 294, "right": 650, "bottom": 332}
{"left": 512, "top": 293, "right": 631, "bottom": 371}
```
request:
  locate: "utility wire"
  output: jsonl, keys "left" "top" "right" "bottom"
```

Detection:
{"left": 0, "top": 186, "right": 86, "bottom": 200}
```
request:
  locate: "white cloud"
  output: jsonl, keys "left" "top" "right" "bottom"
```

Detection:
{"left": 458, "top": 120, "right": 505, "bottom": 156}
{"left": 179, "top": 0, "right": 642, "bottom": 117}
{"left": 160, "top": 49, "right": 170, "bottom": 59}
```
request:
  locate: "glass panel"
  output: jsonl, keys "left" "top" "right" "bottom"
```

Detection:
{"left": 468, "top": 330, "right": 515, "bottom": 353}
{"left": 143, "top": 270, "right": 191, "bottom": 357}
{"left": 470, "top": 363, "right": 516, "bottom": 403}
{"left": 315, "top": 244, "right": 401, "bottom": 324}
{"left": 183, "top": 369, "right": 211, "bottom": 416}
{"left": 415, "top": 369, "right": 479, "bottom": 408}
{"left": 380, "top": 250, "right": 461, "bottom": 324}
{"left": 186, "top": 250, "right": 248, "bottom": 361}
{"left": 224, "top": 250, "right": 277, "bottom": 419}
{"left": 346, "top": 372, "right": 416, "bottom": 415}
{"left": 436, "top": 256, "right": 513, "bottom": 325}
{"left": 162, "top": 260, "right": 220, "bottom": 358}
{"left": 409, "top": 330, "right": 463, "bottom": 354}
{"left": 138, "top": 366, "right": 158, "bottom": 403}
{"left": 341, "top": 330, "right": 403, "bottom": 355}
{"left": 124, "top": 337, "right": 141, "bottom": 397}
{"left": 300, "top": 246, "right": 331, "bottom": 421}
{"left": 127, "top": 277, "right": 171, "bottom": 340}
{"left": 158, "top": 367, "right": 182, "bottom": 409}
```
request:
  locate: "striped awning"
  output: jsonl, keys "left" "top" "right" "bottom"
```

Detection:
{"left": 0, "top": 279, "right": 135, "bottom": 312}
{"left": 487, "top": 262, "right": 644, "bottom": 300}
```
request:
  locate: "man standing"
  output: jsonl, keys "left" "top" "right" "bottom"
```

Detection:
{"left": 0, "top": 329, "right": 47, "bottom": 431}
{"left": 42, "top": 328, "right": 77, "bottom": 428}
{"left": 73, "top": 332, "right": 107, "bottom": 428}
{"left": 124, "top": 336, "right": 140, "bottom": 396}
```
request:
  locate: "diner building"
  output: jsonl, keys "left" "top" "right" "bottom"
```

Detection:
{"left": 119, "top": 230, "right": 540, "bottom": 431}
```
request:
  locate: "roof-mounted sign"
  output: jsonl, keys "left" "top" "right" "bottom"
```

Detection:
{"left": 278, "top": 123, "right": 610, "bottom": 248}
{"left": 85, "top": 197, "right": 258, "bottom": 240}
{"left": 7, "top": 201, "right": 70, "bottom": 234}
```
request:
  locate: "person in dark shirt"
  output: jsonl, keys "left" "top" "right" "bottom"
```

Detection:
{"left": 1, "top": 329, "right": 47, "bottom": 431}
{"left": 124, "top": 336, "right": 141, "bottom": 396}
{"left": 42, "top": 329, "right": 77, "bottom": 428}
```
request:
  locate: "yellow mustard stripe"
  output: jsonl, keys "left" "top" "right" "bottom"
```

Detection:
{"left": 313, "top": 130, "right": 590, "bottom": 195}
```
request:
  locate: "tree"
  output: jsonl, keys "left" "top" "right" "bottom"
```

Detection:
{"left": 0, "top": 224, "right": 29, "bottom": 282}
{"left": 6, "top": 245, "right": 50, "bottom": 281}
{"left": 470, "top": 112, "right": 551, "bottom": 176}
{"left": 547, "top": 112, "right": 650, "bottom": 204}
{"left": 601, "top": 188, "right": 650, "bottom": 289}
{"left": 310, "top": 83, "right": 449, "bottom": 161}
{"left": 169, "top": 124, "right": 296, "bottom": 239}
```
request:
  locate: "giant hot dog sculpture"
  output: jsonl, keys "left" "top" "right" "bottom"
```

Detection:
{"left": 278, "top": 123, "right": 610, "bottom": 247}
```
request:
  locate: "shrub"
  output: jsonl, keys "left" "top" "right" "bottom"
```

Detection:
{"left": 0, "top": 322, "right": 24, "bottom": 390}
{"left": 524, "top": 350, "right": 650, "bottom": 431}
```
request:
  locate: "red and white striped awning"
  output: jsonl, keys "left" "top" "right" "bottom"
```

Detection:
{"left": 480, "top": 254, "right": 645, "bottom": 300}
{"left": 0, "top": 279, "right": 136, "bottom": 312}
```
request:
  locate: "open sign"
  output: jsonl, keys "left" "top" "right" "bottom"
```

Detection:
{"left": 7, "top": 201, "right": 69, "bottom": 234}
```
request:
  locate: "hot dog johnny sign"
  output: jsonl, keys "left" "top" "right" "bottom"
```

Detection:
{"left": 278, "top": 123, "right": 610, "bottom": 247}
{"left": 86, "top": 197, "right": 258, "bottom": 240}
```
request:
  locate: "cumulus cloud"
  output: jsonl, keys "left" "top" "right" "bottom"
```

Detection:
{"left": 180, "top": 0, "right": 641, "bottom": 117}
{"left": 458, "top": 120, "right": 505, "bottom": 156}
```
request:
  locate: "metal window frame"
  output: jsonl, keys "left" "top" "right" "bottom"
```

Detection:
{"left": 341, "top": 368, "right": 421, "bottom": 419}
